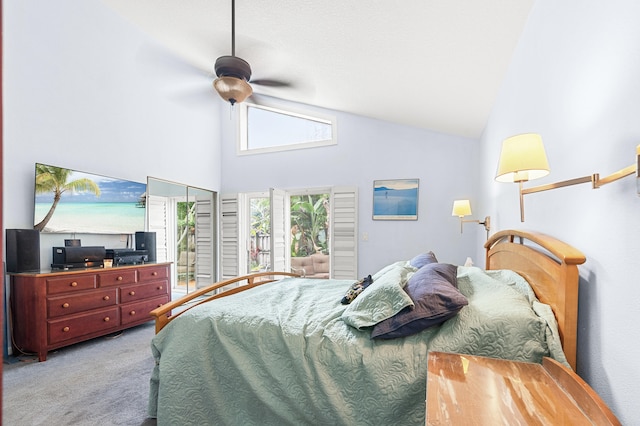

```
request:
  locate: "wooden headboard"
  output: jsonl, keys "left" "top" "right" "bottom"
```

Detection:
{"left": 484, "top": 230, "right": 586, "bottom": 370}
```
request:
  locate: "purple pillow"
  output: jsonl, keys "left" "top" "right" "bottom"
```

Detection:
{"left": 371, "top": 263, "right": 467, "bottom": 339}
{"left": 409, "top": 251, "right": 438, "bottom": 269}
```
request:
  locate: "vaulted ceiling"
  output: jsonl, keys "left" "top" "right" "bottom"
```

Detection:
{"left": 104, "top": 0, "right": 535, "bottom": 139}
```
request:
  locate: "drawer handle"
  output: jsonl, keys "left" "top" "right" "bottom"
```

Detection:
{"left": 103, "top": 295, "right": 110, "bottom": 301}
{"left": 70, "top": 282, "right": 78, "bottom": 287}
{"left": 63, "top": 326, "right": 70, "bottom": 332}
{"left": 129, "top": 310, "right": 136, "bottom": 316}
{"left": 62, "top": 302, "right": 70, "bottom": 308}
{"left": 117, "top": 276, "right": 123, "bottom": 281}
{"left": 129, "top": 291, "right": 135, "bottom": 296}
{"left": 157, "top": 285, "right": 163, "bottom": 290}
{"left": 104, "top": 317, "right": 110, "bottom": 322}
{"left": 152, "top": 271, "right": 158, "bottom": 276}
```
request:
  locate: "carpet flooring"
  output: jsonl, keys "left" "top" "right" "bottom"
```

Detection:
{"left": 3, "top": 322, "right": 158, "bottom": 426}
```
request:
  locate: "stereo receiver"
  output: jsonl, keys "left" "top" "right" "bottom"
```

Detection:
{"left": 52, "top": 246, "right": 106, "bottom": 269}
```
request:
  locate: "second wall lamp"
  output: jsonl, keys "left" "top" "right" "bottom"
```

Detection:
{"left": 452, "top": 199, "right": 490, "bottom": 238}
{"left": 496, "top": 133, "right": 640, "bottom": 222}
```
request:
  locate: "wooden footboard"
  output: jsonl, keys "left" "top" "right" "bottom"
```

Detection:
{"left": 150, "top": 271, "right": 301, "bottom": 333}
{"left": 485, "top": 230, "right": 586, "bottom": 370}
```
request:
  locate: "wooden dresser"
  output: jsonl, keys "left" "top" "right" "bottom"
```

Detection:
{"left": 9, "top": 262, "right": 171, "bottom": 361}
{"left": 426, "top": 351, "right": 620, "bottom": 425}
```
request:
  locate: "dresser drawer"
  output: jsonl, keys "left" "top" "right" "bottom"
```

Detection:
{"left": 99, "top": 269, "right": 137, "bottom": 287}
{"left": 120, "top": 280, "right": 168, "bottom": 303}
{"left": 48, "top": 307, "right": 119, "bottom": 345}
{"left": 138, "top": 265, "right": 169, "bottom": 282}
{"left": 47, "top": 288, "right": 117, "bottom": 318}
{"left": 120, "top": 295, "right": 169, "bottom": 326}
{"left": 47, "top": 274, "right": 97, "bottom": 295}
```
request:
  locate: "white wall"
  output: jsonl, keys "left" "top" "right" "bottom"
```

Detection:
{"left": 219, "top": 98, "right": 481, "bottom": 275}
{"left": 3, "top": 0, "right": 223, "bottom": 264}
{"left": 481, "top": 0, "right": 640, "bottom": 423}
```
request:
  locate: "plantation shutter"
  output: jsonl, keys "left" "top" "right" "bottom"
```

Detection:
{"left": 147, "top": 194, "right": 170, "bottom": 263}
{"left": 194, "top": 194, "right": 216, "bottom": 288}
{"left": 270, "top": 188, "right": 287, "bottom": 272}
{"left": 331, "top": 186, "right": 358, "bottom": 280}
{"left": 220, "top": 194, "right": 240, "bottom": 279}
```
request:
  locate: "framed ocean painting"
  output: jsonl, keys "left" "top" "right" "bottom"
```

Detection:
{"left": 372, "top": 179, "right": 419, "bottom": 220}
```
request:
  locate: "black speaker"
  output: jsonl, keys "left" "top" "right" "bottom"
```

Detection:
{"left": 135, "top": 231, "right": 156, "bottom": 262}
{"left": 6, "top": 229, "right": 41, "bottom": 273}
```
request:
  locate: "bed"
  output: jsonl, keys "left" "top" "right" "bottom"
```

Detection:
{"left": 148, "top": 230, "right": 586, "bottom": 425}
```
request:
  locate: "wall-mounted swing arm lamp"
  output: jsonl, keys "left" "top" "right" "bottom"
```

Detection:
{"left": 451, "top": 199, "right": 491, "bottom": 238}
{"left": 495, "top": 133, "right": 640, "bottom": 222}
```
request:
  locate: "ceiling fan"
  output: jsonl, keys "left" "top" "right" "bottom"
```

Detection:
{"left": 213, "top": 0, "right": 290, "bottom": 105}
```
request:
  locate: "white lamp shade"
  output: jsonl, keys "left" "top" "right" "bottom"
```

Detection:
{"left": 495, "top": 133, "right": 550, "bottom": 183}
{"left": 213, "top": 76, "right": 253, "bottom": 105}
{"left": 452, "top": 199, "right": 472, "bottom": 217}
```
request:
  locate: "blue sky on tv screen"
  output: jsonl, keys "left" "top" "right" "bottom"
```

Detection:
{"left": 35, "top": 168, "right": 146, "bottom": 204}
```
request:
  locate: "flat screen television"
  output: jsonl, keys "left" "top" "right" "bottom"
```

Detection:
{"left": 33, "top": 163, "right": 146, "bottom": 234}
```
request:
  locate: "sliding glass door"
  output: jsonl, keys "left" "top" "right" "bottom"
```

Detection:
{"left": 146, "top": 177, "right": 217, "bottom": 294}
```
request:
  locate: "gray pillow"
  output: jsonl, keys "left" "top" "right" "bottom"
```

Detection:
{"left": 371, "top": 263, "right": 467, "bottom": 339}
{"left": 409, "top": 251, "right": 438, "bottom": 269}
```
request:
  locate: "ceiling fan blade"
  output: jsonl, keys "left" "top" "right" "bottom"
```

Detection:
{"left": 250, "top": 78, "right": 292, "bottom": 88}
{"left": 133, "top": 42, "right": 218, "bottom": 107}
{"left": 136, "top": 42, "right": 212, "bottom": 81}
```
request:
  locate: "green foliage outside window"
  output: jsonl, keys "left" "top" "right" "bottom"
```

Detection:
{"left": 249, "top": 194, "right": 330, "bottom": 272}
{"left": 250, "top": 198, "right": 270, "bottom": 237}
{"left": 250, "top": 198, "right": 271, "bottom": 272}
{"left": 290, "top": 194, "right": 329, "bottom": 257}
{"left": 177, "top": 201, "right": 195, "bottom": 253}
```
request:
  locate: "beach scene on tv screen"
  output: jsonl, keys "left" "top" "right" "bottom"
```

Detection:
{"left": 34, "top": 164, "right": 146, "bottom": 234}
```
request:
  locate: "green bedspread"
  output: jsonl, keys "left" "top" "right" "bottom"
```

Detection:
{"left": 149, "top": 266, "right": 567, "bottom": 426}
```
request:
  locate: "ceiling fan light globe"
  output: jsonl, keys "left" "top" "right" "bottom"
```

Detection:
{"left": 213, "top": 76, "right": 253, "bottom": 105}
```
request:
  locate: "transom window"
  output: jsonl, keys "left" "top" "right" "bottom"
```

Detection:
{"left": 238, "top": 99, "right": 336, "bottom": 154}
